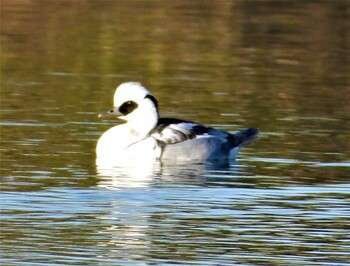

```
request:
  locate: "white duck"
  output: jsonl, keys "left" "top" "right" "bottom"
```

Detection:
{"left": 96, "top": 82, "right": 258, "bottom": 166}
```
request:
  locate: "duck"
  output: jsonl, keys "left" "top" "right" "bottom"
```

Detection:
{"left": 96, "top": 82, "right": 258, "bottom": 166}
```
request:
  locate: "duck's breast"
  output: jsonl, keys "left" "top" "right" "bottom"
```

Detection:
{"left": 96, "top": 125, "right": 160, "bottom": 165}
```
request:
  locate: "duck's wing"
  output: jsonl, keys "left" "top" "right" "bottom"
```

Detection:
{"left": 149, "top": 118, "right": 231, "bottom": 145}
{"left": 150, "top": 118, "right": 259, "bottom": 148}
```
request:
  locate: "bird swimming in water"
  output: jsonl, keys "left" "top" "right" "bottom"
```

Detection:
{"left": 96, "top": 82, "right": 258, "bottom": 166}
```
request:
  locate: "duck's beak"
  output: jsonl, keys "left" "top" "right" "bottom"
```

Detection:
{"left": 98, "top": 107, "right": 121, "bottom": 118}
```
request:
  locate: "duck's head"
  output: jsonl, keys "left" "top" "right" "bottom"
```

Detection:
{"left": 99, "top": 82, "right": 159, "bottom": 132}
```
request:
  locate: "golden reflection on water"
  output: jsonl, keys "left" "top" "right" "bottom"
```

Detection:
{"left": 1, "top": 0, "right": 348, "bottom": 184}
{"left": 1, "top": 1, "right": 349, "bottom": 265}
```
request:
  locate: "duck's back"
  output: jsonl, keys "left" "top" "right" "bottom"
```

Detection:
{"left": 161, "top": 135, "right": 234, "bottom": 162}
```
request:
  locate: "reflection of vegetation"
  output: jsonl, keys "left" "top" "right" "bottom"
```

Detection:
{"left": 0, "top": 4, "right": 349, "bottom": 264}
{"left": 1, "top": 0, "right": 349, "bottom": 176}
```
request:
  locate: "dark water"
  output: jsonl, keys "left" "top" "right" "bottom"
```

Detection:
{"left": 1, "top": 1, "right": 349, "bottom": 265}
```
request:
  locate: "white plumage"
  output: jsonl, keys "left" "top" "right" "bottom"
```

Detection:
{"left": 96, "top": 82, "right": 258, "bottom": 166}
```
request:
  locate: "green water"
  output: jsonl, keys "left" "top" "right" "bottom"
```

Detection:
{"left": 1, "top": 1, "right": 349, "bottom": 265}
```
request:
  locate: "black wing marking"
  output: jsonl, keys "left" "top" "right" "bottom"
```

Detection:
{"left": 149, "top": 118, "right": 211, "bottom": 145}
{"left": 149, "top": 118, "right": 259, "bottom": 148}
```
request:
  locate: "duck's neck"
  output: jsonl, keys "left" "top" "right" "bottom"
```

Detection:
{"left": 126, "top": 103, "right": 158, "bottom": 140}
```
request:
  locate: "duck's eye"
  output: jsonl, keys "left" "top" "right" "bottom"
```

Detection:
{"left": 119, "top": 101, "right": 138, "bottom": 115}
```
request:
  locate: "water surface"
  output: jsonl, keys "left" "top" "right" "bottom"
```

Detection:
{"left": 1, "top": 1, "right": 349, "bottom": 265}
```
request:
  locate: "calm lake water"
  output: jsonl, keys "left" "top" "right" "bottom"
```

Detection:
{"left": 1, "top": 1, "right": 349, "bottom": 265}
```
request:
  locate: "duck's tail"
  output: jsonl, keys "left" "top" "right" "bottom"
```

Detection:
{"left": 231, "top": 127, "right": 259, "bottom": 147}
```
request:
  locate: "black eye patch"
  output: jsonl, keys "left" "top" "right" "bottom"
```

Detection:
{"left": 119, "top": 101, "right": 138, "bottom": 115}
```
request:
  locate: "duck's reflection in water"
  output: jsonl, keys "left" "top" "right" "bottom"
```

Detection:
{"left": 96, "top": 159, "right": 161, "bottom": 189}
{"left": 96, "top": 158, "right": 242, "bottom": 190}
{"left": 94, "top": 159, "right": 244, "bottom": 260}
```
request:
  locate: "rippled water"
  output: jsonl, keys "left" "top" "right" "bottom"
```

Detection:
{"left": 1, "top": 1, "right": 349, "bottom": 265}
